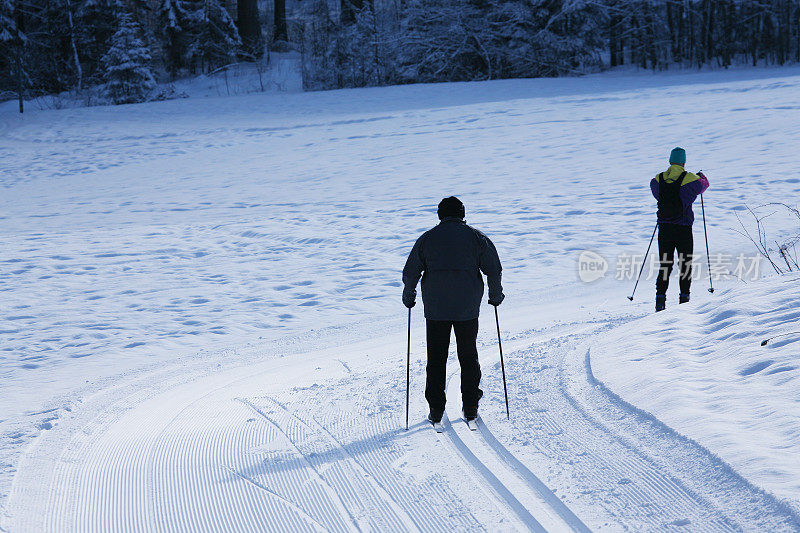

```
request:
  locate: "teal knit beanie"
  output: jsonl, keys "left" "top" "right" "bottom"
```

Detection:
{"left": 669, "top": 147, "right": 686, "bottom": 166}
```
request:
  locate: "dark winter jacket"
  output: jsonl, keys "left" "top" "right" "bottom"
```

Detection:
{"left": 650, "top": 164, "right": 710, "bottom": 226}
{"left": 402, "top": 218, "right": 504, "bottom": 321}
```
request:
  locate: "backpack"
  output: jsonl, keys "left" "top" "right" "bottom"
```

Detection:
{"left": 657, "top": 170, "right": 687, "bottom": 221}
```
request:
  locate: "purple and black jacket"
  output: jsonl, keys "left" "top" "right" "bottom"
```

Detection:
{"left": 650, "top": 164, "right": 710, "bottom": 226}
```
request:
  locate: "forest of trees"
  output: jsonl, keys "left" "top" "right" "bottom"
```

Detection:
{"left": 2, "top": 0, "right": 800, "bottom": 109}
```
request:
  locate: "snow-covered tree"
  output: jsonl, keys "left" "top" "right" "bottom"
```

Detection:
{"left": 0, "top": 0, "right": 24, "bottom": 111}
{"left": 399, "top": 0, "right": 486, "bottom": 82}
{"left": 0, "top": 0, "right": 19, "bottom": 44}
{"left": 185, "top": 0, "right": 242, "bottom": 73}
{"left": 101, "top": 13, "right": 156, "bottom": 104}
{"left": 483, "top": 0, "right": 603, "bottom": 78}
{"left": 5, "top": 0, "right": 800, "bottom": 98}
{"left": 78, "top": 0, "right": 125, "bottom": 84}
{"left": 302, "top": 0, "right": 400, "bottom": 90}
{"left": 158, "top": 0, "right": 190, "bottom": 78}
{"left": 237, "top": 0, "right": 264, "bottom": 58}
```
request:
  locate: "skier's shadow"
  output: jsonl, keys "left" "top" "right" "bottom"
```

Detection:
{"left": 228, "top": 419, "right": 432, "bottom": 483}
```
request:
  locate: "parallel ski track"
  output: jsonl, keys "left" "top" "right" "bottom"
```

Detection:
{"left": 441, "top": 415, "right": 547, "bottom": 532}
{"left": 442, "top": 354, "right": 590, "bottom": 532}
{"left": 568, "top": 347, "right": 800, "bottom": 531}
{"left": 431, "top": 318, "right": 796, "bottom": 532}
{"left": 11, "top": 346, "right": 491, "bottom": 532}
{"left": 253, "top": 391, "right": 485, "bottom": 532}
{"left": 12, "top": 313, "right": 799, "bottom": 532}
{"left": 492, "top": 322, "right": 797, "bottom": 531}
{"left": 244, "top": 396, "right": 418, "bottom": 532}
{"left": 512, "top": 328, "right": 738, "bottom": 531}
{"left": 476, "top": 423, "right": 592, "bottom": 533}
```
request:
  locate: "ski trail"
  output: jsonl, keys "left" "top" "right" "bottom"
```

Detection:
{"left": 247, "top": 396, "right": 420, "bottom": 533}
{"left": 224, "top": 466, "right": 331, "bottom": 533}
{"left": 259, "top": 377, "right": 503, "bottom": 531}
{"left": 481, "top": 318, "right": 798, "bottom": 531}
{"left": 503, "top": 327, "right": 741, "bottom": 531}
{"left": 476, "top": 423, "right": 592, "bottom": 533}
{"left": 442, "top": 415, "right": 548, "bottom": 532}
{"left": 443, "top": 364, "right": 583, "bottom": 532}
{"left": 8, "top": 305, "right": 798, "bottom": 531}
{"left": 568, "top": 347, "right": 800, "bottom": 531}
{"left": 237, "top": 398, "right": 364, "bottom": 532}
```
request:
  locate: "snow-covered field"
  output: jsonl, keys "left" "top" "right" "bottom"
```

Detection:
{"left": 593, "top": 273, "right": 800, "bottom": 504}
{"left": 2, "top": 66, "right": 800, "bottom": 531}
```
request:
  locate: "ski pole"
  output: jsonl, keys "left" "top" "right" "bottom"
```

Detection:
{"left": 628, "top": 222, "right": 658, "bottom": 301}
{"left": 493, "top": 305, "right": 510, "bottom": 420}
{"left": 406, "top": 307, "right": 411, "bottom": 431}
{"left": 761, "top": 331, "right": 800, "bottom": 346}
{"left": 700, "top": 192, "right": 715, "bottom": 293}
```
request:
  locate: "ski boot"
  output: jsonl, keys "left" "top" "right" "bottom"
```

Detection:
{"left": 679, "top": 293, "right": 690, "bottom": 304}
{"left": 463, "top": 407, "right": 478, "bottom": 430}
{"left": 428, "top": 409, "right": 444, "bottom": 433}
{"left": 655, "top": 294, "right": 666, "bottom": 312}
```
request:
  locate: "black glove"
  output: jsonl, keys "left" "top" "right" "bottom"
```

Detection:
{"left": 488, "top": 293, "right": 505, "bottom": 307}
{"left": 402, "top": 295, "right": 416, "bottom": 309}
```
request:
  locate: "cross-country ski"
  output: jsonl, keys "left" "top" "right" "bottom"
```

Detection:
{"left": 3, "top": 12, "right": 800, "bottom": 531}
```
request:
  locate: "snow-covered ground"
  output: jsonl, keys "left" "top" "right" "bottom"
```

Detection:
{"left": 2, "top": 66, "right": 800, "bottom": 531}
{"left": 593, "top": 273, "right": 800, "bottom": 504}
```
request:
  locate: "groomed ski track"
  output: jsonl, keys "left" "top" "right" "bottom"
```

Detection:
{"left": 4, "top": 299, "right": 799, "bottom": 532}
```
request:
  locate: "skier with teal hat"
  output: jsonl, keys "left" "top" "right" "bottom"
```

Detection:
{"left": 650, "top": 147, "right": 710, "bottom": 312}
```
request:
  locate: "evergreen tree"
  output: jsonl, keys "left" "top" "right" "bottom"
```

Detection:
{"left": 0, "top": 0, "right": 19, "bottom": 44}
{"left": 399, "top": 0, "right": 487, "bottom": 82}
{"left": 5, "top": 0, "right": 800, "bottom": 98}
{"left": 0, "top": 0, "right": 25, "bottom": 110}
{"left": 23, "top": 0, "right": 79, "bottom": 94}
{"left": 300, "top": 0, "right": 336, "bottom": 89}
{"left": 185, "top": 0, "right": 242, "bottom": 73}
{"left": 101, "top": 12, "right": 156, "bottom": 104}
{"left": 78, "top": 0, "right": 124, "bottom": 84}
{"left": 158, "top": 0, "right": 190, "bottom": 77}
{"left": 237, "top": 0, "right": 264, "bottom": 58}
{"left": 485, "top": 0, "right": 603, "bottom": 78}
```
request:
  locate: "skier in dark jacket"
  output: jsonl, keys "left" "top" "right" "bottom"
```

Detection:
{"left": 402, "top": 196, "right": 504, "bottom": 425}
{"left": 650, "top": 147, "right": 709, "bottom": 312}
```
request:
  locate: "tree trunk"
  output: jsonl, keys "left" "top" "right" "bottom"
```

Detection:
{"left": 272, "top": 0, "right": 287, "bottom": 44}
{"left": 609, "top": 12, "right": 621, "bottom": 67}
{"left": 66, "top": 0, "right": 83, "bottom": 89}
{"left": 667, "top": 1, "right": 676, "bottom": 63}
{"left": 752, "top": 10, "right": 760, "bottom": 66}
{"left": 237, "top": 0, "right": 264, "bottom": 57}
{"left": 795, "top": 1, "right": 800, "bottom": 62}
{"left": 14, "top": 4, "right": 24, "bottom": 113}
{"left": 689, "top": 2, "right": 696, "bottom": 67}
{"left": 15, "top": 51, "right": 23, "bottom": 114}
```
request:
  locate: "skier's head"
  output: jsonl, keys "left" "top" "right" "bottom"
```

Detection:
{"left": 669, "top": 147, "right": 686, "bottom": 166}
{"left": 437, "top": 196, "right": 465, "bottom": 220}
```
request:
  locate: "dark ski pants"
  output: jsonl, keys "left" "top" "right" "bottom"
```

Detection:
{"left": 656, "top": 223, "right": 694, "bottom": 297}
{"left": 425, "top": 318, "right": 483, "bottom": 413}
